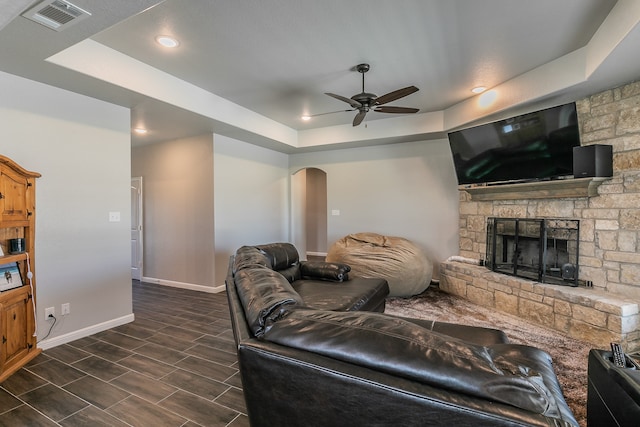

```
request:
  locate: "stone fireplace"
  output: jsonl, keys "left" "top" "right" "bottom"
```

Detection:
{"left": 440, "top": 80, "right": 640, "bottom": 352}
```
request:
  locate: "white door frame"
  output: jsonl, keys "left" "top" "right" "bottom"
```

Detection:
{"left": 131, "top": 177, "right": 143, "bottom": 280}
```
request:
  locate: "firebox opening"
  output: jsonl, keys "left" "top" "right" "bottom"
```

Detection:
{"left": 486, "top": 218, "right": 579, "bottom": 286}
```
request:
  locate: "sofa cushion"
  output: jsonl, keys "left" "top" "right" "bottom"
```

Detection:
{"left": 233, "top": 246, "right": 271, "bottom": 273}
{"left": 300, "top": 261, "right": 351, "bottom": 282}
{"left": 398, "top": 317, "right": 510, "bottom": 346}
{"left": 234, "top": 268, "right": 303, "bottom": 337}
{"left": 257, "top": 242, "right": 299, "bottom": 270}
{"left": 292, "top": 277, "right": 388, "bottom": 312}
{"left": 274, "top": 264, "right": 301, "bottom": 283}
{"left": 265, "top": 309, "right": 562, "bottom": 419}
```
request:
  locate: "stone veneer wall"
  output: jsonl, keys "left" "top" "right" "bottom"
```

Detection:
{"left": 440, "top": 262, "right": 639, "bottom": 351}
{"left": 458, "top": 80, "right": 640, "bottom": 299}
{"left": 444, "top": 79, "right": 640, "bottom": 351}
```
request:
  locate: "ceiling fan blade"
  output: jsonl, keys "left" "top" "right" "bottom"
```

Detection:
{"left": 325, "top": 92, "right": 362, "bottom": 109}
{"left": 374, "top": 86, "right": 419, "bottom": 106}
{"left": 353, "top": 110, "right": 367, "bottom": 126}
{"left": 307, "top": 109, "right": 353, "bottom": 118}
{"left": 375, "top": 106, "right": 420, "bottom": 114}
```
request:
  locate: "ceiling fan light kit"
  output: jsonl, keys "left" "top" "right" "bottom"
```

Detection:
{"left": 323, "top": 63, "right": 419, "bottom": 126}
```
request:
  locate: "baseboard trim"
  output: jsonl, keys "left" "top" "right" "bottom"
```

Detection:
{"left": 140, "top": 276, "right": 225, "bottom": 294}
{"left": 306, "top": 251, "right": 327, "bottom": 257}
{"left": 38, "top": 313, "right": 135, "bottom": 350}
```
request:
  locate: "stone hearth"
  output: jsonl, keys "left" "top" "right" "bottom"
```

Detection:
{"left": 440, "top": 261, "right": 640, "bottom": 352}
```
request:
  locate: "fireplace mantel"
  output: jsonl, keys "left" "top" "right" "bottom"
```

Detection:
{"left": 462, "top": 177, "right": 609, "bottom": 201}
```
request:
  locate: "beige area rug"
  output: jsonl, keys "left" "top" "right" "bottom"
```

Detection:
{"left": 384, "top": 285, "right": 591, "bottom": 427}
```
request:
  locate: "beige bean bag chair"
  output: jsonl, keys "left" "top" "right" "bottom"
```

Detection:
{"left": 326, "top": 232, "right": 432, "bottom": 297}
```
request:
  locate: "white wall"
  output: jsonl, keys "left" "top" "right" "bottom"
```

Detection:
{"left": 213, "top": 134, "right": 289, "bottom": 286}
{"left": 290, "top": 139, "right": 460, "bottom": 272}
{"left": 131, "top": 135, "right": 215, "bottom": 291}
{"left": 0, "top": 71, "right": 132, "bottom": 348}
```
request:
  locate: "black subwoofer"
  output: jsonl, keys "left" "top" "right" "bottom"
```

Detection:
{"left": 573, "top": 144, "right": 613, "bottom": 178}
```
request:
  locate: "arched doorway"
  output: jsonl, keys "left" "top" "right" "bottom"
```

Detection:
{"left": 291, "top": 168, "right": 327, "bottom": 260}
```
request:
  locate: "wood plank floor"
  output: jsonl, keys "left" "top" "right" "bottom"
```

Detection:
{"left": 0, "top": 281, "right": 249, "bottom": 427}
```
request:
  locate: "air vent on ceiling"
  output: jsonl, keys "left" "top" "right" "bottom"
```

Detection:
{"left": 22, "top": 0, "right": 91, "bottom": 31}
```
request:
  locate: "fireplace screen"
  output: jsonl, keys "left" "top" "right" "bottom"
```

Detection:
{"left": 486, "top": 218, "right": 579, "bottom": 286}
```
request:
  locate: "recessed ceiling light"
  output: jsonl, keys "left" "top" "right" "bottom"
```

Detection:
{"left": 471, "top": 86, "right": 487, "bottom": 94}
{"left": 155, "top": 35, "right": 179, "bottom": 48}
{"left": 134, "top": 128, "right": 148, "bottom": 134}
{"left": 301, "top": 115, "right": 311, "bottom": 121}
{"left": 478, "top": 90, "right": 498, "bottom": 108}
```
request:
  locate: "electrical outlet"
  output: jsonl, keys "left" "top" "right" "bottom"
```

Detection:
{"left": 109, "top": 211, "right": 121, "bottom": 222}
{"left": 45, "top": 307, "right": 55, "bottom": 319}
{"left": 61, "top": 303, "right": 70, "bottom": 315}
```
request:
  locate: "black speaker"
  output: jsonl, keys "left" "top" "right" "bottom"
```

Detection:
{"left": 573, "top": 144, "right": 613, "bottom": 178}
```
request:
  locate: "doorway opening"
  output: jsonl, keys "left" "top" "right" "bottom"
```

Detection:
{"left": 291, "top": 168, "right": 327, "bottom": 260}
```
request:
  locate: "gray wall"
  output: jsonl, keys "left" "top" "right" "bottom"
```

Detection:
{"left": 290, "top": 139, "right": 460, "bottom": 271}
{"left": 0, "top": 70, "right": 132, "bottom": 347}
{"left": 131, "top": 135, "right": 215, "bottom": 290}
{"left": 213, "top": 134, "right": 290, "bottom": 287}
{"left": 0, "top": 67, "right": 462, "bottom": 353}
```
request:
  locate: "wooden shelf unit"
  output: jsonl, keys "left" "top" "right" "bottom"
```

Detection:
{"left": 0, "top": 155, "right": 41, "bottom": 382}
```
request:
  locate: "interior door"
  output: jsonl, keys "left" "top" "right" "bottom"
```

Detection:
{"left": 131, "top": 177, "right": 143, "bottom": 280}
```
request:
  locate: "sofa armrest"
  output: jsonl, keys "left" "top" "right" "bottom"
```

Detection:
{"left": 300, "top": 261, "right": 351, "bottom": 282}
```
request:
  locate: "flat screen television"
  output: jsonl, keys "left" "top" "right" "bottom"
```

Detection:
{"left": 448, "top": 102, "right": 580, "bottom": 185}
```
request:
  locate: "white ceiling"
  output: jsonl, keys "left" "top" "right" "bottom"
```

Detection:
{"left": 1, "top": 0, "right": 640, "bottom": 152}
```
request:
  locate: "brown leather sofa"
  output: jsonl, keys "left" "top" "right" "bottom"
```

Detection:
{"left": 226, "top": 243, "right": 578, "bottom": 427}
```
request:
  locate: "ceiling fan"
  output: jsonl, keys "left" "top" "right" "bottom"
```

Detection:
{"left": 322, "top": 63, "right": 420, "bottom": 126}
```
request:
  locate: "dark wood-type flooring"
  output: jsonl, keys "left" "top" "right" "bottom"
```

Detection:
{"left": 0, "top": 281, "right": 248, "bottom": 426}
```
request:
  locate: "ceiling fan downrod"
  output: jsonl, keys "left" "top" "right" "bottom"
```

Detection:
{"left": 356, "top": 63, "right": 370, "bottom": 93}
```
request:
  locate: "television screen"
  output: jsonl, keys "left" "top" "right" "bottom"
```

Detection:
{"left": 448, "top": 103, "right": 580, "bottom": 185}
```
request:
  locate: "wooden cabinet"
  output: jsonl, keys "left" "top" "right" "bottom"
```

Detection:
{"left": 0, "top": 287, "right": 35, "bottom": 372}
{"left": 0, "top": 166, "right": 32, "bottom": 222}
{"left": 0, "top": 155, "right": 40, "bottom": 382}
